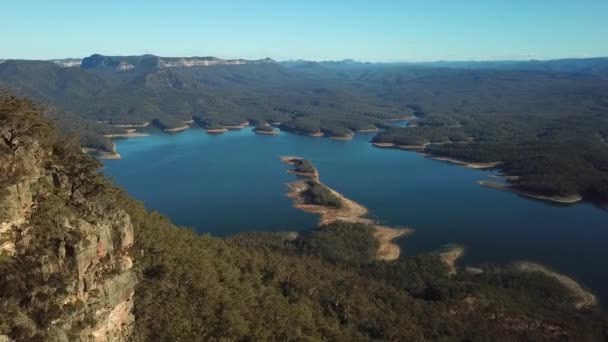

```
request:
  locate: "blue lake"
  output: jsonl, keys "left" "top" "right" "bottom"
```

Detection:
{"left": 102, "top": 127, "right": 608, "bottom": 304}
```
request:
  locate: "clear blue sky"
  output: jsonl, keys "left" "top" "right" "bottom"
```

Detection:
{"left": 2, "top": 0, "right": 607, "bottom": 61}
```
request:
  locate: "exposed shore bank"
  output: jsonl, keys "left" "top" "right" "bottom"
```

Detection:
{"left": 516, "top": 262, "right": 597, "bottom": 309}
{"left": 371, "top": 142, "right": 397, "bottom": 148}
{"left": 205, "top": 128, "right": 229, "bottom": 134}
{"left": 386, "top": 115, "right": 417, "bottom": 121}
{"left": 112, "top": 122, "right": 150, "bottom": 128}
{"left": 478, "top": 181, "right": 582, "bottom": 204}
{"left": 164, "top": 125, "right": 190, "bottom": 133}
{"left": 369, "top": 141, "right": 587, "bottom": 206}
{"left": 254, "top": 130, "right": 278, "bottom": 135}
{"left": 437, "top": 245, "right": 465, "bottom": 275}
{"left": 330, "top": 134, "right": 354, "bottom": 141}
{"left": 96, "top": 121, "right": 589, "bottom": 209}
{"left": 429, "top": 156, "right": 501, "bottom": 169}
{"left": 280, "top": 156, "right": 319, "bottom": 180}
{"left": 356, "top": 127, "right": 379, "bottom": 133}
{"left": 253, "top": 127, "right": 278, "bottom": 135}
{"left": 223, "top": 121, "right": 250, "bottom": 130}
{"left": 280, "top": 156, "right": 411, "bottom": 261}
{"left": 104, "top": 132, "right": 149, "bottom": 139}
{"left": 82, "top": 144, "right": 121, "bottom": 160}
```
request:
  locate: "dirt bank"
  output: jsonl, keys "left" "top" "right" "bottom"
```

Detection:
{"left": 516, "top": 262, "right": 596, "bottom": 309}
{"left": 438, "top": 245, "right": 465, "bottom": 275}
{"left": 164, "top": 125, "right": 190, "bottom": 133}
{"left": 478, "top": 181, "right": 582, "bottom": 204}
{"left": 205, "top": 128, "right": 228, "bottom": 134}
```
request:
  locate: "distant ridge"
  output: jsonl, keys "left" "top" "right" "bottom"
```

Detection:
{"left": 3, "top": 55, "right": 607, "bottom": 78}
{"left": 80, "top": 54, "right": 275, "bottom": 72}
{"left": 281, "top": 56, "right": 608, "bottom": 79}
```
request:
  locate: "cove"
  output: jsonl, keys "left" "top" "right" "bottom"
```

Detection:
{"left": 102, "top": 127, "right": 608, "bottom": 304}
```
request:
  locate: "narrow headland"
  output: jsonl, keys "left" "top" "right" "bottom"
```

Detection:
{"left": 280, "top": 156, "right": 411, "bottom": 261}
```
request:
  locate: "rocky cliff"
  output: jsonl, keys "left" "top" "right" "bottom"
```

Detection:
{"left": 0, "top": 95, "right": 136, "bottom": 341}
{"left": 80, "top": 54, "right": 274, "bottom": 72}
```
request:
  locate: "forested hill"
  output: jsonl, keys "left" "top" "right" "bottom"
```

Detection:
{"left": 1, "top": 55, "right": 607, "bottom": 147}
{"left": 1, "top": 55, "right": 608, "bottom": 202}
{"left": 2, "top": 94, "right": 608, "bottom": 341}
{"left": 403, "top": 57, "right": 608, "bottom": 79}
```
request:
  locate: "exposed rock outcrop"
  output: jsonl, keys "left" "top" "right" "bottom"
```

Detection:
{"left": 1, "top": 120, "right": 136, "bottom": 341}
{"left": 80, "top": 54, "right": 275, "bottom": 73}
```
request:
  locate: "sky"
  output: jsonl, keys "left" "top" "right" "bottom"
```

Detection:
{"left": 2, "top": 0, "right": 608, "bottom": 62}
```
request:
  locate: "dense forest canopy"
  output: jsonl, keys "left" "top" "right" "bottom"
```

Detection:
{"left": 1, "top": 55, "right": 608, "bottom": 202}
{"left": 1, "top": 94, "right": 608, "bottom": 340}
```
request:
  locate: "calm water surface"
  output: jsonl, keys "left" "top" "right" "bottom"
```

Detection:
{"left": 102, "top": 127, "right": 608, "bottom": 303}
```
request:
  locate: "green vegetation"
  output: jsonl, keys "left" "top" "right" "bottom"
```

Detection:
{"left": 1, "top": 96, "right": 608, "bottom": 340}
{"left": 253, "top": 124, "right": 274, "bottom": 132}
{"left": 3, "top": 56, "right": 607, "bottom": 203}
{"left": 290, "top": 158, "right": 316, "bottom": 174}
{"left": 297, "top": 221, "right": 378, "bottom": 264}
{"left": 304, "top": 180, "right": 343, "bottom": 208}
{"left": 363, "top": 66, "right": 608, "bottom": 202}
{"left": 0, "top": 94, "right": 128, "bottom": 340}
{"left": 373, "top": 126, "right": 469, "bottom": 146}
{"left": 0, "top": 92, "right": 51, "bottom": 154}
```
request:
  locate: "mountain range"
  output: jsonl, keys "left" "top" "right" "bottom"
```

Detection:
{"left": 1, "top": 54, "right": 608, "bottom": 203}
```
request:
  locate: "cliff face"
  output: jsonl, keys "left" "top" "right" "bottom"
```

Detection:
{"left": 0, "top": 115, "right": 136, "bottom": 341}
{"left": 80, "top": 54, "right": 275, "bottom": 72}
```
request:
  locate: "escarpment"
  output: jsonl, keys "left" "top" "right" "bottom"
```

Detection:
{"left": 0, "top": 95, "right": 136, "bottom": 341}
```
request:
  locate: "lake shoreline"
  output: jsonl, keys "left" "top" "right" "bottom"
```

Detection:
{"left": 330, "top": 134, "right": 354, "bottom": 141}
{"left": 371, "top": 143, "right": 499, "bottom": 169}
{"left": 112, "top": 121, "right": 150, "bottom": 128}
{"left": 205, "top": 128, "right": 229, "bottom": 134}
{"left": 102, "top": 129, "right": 607, "bottom": 303}
{"left": 104, "top": 132, "right": 150, "bottom": 139}
{"left": 253, "top": 128, "right": 278, "bottom": 135}
{"left": 369, "top": 142, "right": 589, "bottom": 205}
{"left": 223, "top": 121, "right": 250, "bottom": 130}
{"left": 478, "top": 180, "right": 582, "bottom": 204}
{"left": 99, "top": 126, "right": 589, "bottom": 208}
{"left": 82, "top": 143, "right": 121, "bottom": 159}
{"left": 280, "top": 156, "right": 411, "bottom": 261}
{"left": 427, "top": 156, "right": 501, "bottom": 169}
{"left": 356, "top": 127, "right": 379, "bottom": 133}
{"left": 516, "top": 262, "right": 596, "bottom": 309}
{"left": 438, "top": 245, "right": 465, "bottom": 275}
{"left": 164, "top": 125, "right": 190, "bottom": 133}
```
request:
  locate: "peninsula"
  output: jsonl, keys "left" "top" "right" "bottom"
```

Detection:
{"left": 516, "top": 262, "right": 597, "bottom": 309}
{"left": 280, "top": 156, "right": 410, "bottom": 261}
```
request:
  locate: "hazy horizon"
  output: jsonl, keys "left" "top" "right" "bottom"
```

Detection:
{"left": 2, "top": 1, "right": 607, "bottom": 62}
{"left": 2, "top": 53, "right": 608, "bottom": 64}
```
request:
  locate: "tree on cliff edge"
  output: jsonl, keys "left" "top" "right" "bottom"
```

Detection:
{"left": 0, "top": 92, "right": 51, "bottom": 154}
